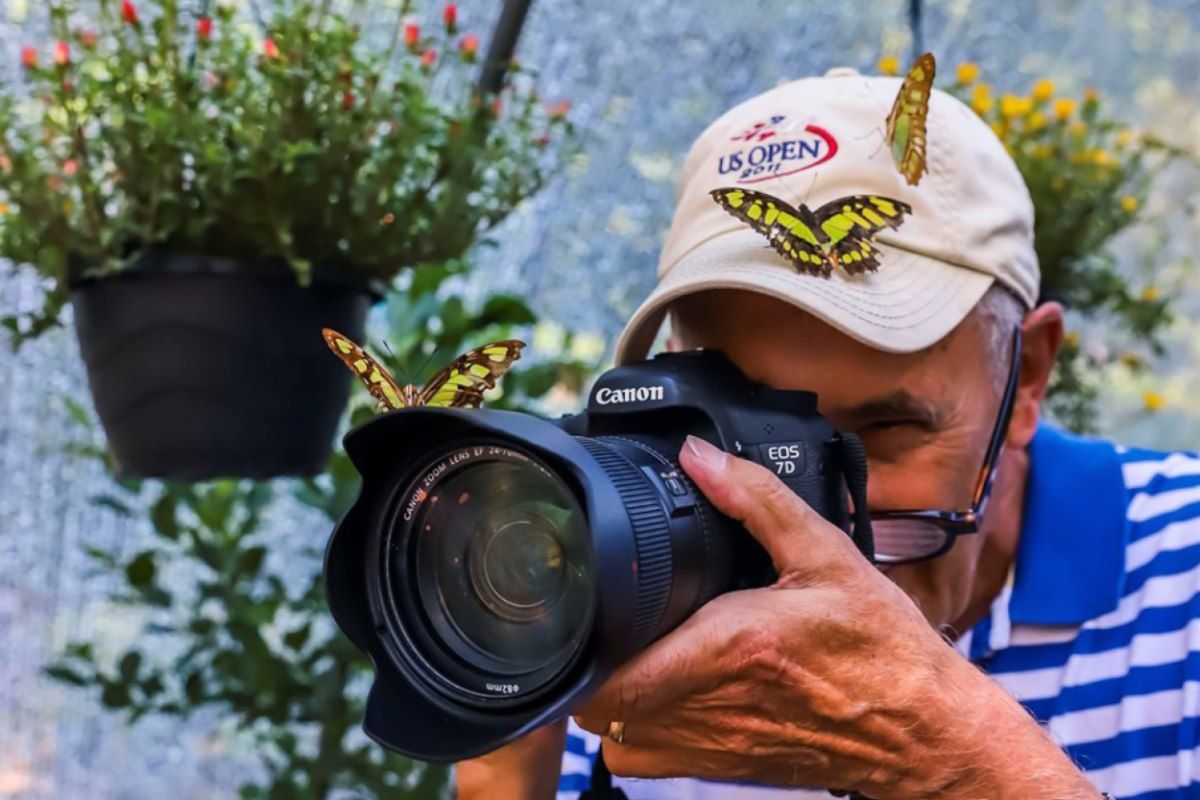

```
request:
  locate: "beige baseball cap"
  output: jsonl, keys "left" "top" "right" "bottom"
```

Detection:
{"left": 614, "top": 66, "right": 1039, "bottom": 364}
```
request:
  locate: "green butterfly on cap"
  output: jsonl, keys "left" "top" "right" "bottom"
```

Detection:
{"left": 886, "top": 52, "right": 936, "bottom": 186}
{"left": 709, "top": 188, "right": 912, "bottom": 278}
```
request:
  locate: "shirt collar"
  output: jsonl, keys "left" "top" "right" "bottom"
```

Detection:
{"left": 1006, "top": 422, "right": 1131, "bottom": 626}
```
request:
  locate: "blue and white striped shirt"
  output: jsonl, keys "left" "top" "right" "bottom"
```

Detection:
{"left": 558, "top": 425, "right": 1200, "bottom": 799}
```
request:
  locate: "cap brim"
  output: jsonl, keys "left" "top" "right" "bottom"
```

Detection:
{"left": 614, "top": 229, "right": 995, "bottom": 364}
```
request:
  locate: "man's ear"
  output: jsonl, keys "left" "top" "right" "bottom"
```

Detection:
{"left": 664, "top": 308, "right": 682, "bottom": 352}
{"left": 1008, "top": 302, "right": 1064, "bottom": 449}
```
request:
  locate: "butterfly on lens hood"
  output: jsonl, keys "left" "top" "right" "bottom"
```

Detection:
{"left": 886, "top": 52, "right": 935, "bottom": 186}
{"left": 709, "top": 188, "right": 912, "bottom": 277}
{"left": 322, "top": 329, "right": 524, "bottom": 412}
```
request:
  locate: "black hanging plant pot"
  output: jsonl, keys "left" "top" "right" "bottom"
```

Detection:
{"left": 70, "top": 254, "right": 381, "bottom": 480}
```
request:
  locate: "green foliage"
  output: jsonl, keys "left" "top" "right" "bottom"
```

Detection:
{"left": 944, "top": 70, "right": 1195, "bottom": 431}
{"left": 0, "top": 0, "right": 572, "bottom": 343}
{"left": 48, "top": 261, "right": 605, "bottom": 799}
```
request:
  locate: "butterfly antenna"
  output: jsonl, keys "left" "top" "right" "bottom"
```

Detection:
{"left": 800, "top": 171, "right": 820, "bottom": 207}
{"left": 412, "top": 342, "right": 439, "bottom": 382}
{"left": 377, "top": 338, "right": 412, "bottom": 384}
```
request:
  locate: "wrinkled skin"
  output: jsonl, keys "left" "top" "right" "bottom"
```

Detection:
{"left": 459, "top": 290, "right": 1101, "bottom": 799}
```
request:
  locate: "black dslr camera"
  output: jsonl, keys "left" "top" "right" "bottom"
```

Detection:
{"left": 324, "top": 349, "right": 873, "bottom": 761}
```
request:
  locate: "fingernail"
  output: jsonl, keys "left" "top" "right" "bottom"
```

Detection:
{"left": 684, "top": 435, "right": 727, "bottom": 472}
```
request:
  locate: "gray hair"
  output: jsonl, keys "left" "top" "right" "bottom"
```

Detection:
{"left": 970, "top": 283, "right": 1027, "bottom": 390}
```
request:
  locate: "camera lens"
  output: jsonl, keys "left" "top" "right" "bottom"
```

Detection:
{"left": 467, "top": 506, "right": 568, "bottom": 622}
{"left": 385, "top": 443, "right": 594, "bottom": 704}
{"left": 325, "top": 364, "right": 854, "bottom": 761}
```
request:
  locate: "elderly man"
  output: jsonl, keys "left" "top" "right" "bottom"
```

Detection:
{"left": 458, "top": 68, "right": 1200, "bottom": 799}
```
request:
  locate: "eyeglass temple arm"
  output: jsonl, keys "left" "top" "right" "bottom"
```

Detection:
{"left": 970, "top": 326, "right": 1024, "bottom": 508}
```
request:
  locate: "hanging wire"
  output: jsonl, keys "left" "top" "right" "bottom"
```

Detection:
{"left": 908, "top": 0, "right": 924, "bottom": 61}
{"left": 476, "top": 0, "right": 533, "bottom": 96}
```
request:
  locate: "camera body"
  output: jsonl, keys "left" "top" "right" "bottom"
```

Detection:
{"left": 566, "top": 347, "right": 849, "bottom": 518}
{"left": 325, "top": 349, "right": 868, "bottom": 761}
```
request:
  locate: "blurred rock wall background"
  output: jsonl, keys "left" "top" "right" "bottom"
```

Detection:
{"left": 2, "top": 0, "right": 1199, "bottom": 796}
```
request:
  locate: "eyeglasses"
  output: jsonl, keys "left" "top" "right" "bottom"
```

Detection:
{"left": 868, "top": 327, "right": 1023, "bottom": 565}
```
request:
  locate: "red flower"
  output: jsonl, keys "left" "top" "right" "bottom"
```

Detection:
{"left": 533, "top": 134, "right": 551, "bottom": 147}
{"left": 459, "top": 33, "right": 479, "bottom": 61}
{"left": 262, "top": 38, "right": 280, "bottom": 60}
{"left": 21, "top": 46, "right": 38, "bottom": 70}
{"left": 490, "top": 97, "right": 503, "bottom": 118}
{"left": 403, "top": 22, "right": 420, "bottom": 51}
{"left": 53, "top": 41, "right": 70, "bottom": 67}
{"left": 64, "top": 159, "right": 78, "bottom": 176}
{"left": 443, "top": 3, "right": 458, "bottom": 32}
{"left": 342, "top": 91, "right": 355, "bottom": 111}
{"left": 197, "top": 17, "right": 213, "bottom": 42}
{"left": 78, "top": 29, "right": 99, "bottom": 49}
{"left": 420, "top": 48, "right": 437, "bottom": 70}
{"left": 548, "top": 100, "right": 571, "bottom": 120}
{"left": 121, "top": 1, "right": 139, "bottom": 26}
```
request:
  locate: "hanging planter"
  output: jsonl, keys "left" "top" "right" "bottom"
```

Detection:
{"left": 70, "top": 255, "right": 379, "bottom": 479}
{"left": 0, "top": 0, "right": 572, "bottom": 480}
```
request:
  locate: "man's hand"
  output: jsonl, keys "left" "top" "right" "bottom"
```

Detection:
{"left": 574, "top": 435, "right": 1100, "bottom": 799}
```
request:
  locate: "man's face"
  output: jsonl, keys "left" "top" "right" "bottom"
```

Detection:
{"left": 670, "top": 290, "right": 1006, "bottom": 628}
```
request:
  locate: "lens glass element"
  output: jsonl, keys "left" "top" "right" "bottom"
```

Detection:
{"left": 398, "top": 445, "right": 593, "bottom": 683}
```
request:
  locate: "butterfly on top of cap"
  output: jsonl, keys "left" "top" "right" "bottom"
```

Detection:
{"left": 705, "top": 53, "right": 935, "bottom": 279}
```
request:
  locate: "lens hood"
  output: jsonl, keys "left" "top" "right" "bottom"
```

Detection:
{"left": 325, "top": 408, "right": 643, "bottom": 761}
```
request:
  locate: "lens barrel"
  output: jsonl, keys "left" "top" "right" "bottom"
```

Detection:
{"left": 578, "top": 435, "right": 764, "bottom": 649}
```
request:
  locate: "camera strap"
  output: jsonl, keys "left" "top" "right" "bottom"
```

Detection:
{"left": 837, "top": 432, "right": 875, "bottom": 563}
{"left": 582, "top": 747, "right": 629, "bottom": 799}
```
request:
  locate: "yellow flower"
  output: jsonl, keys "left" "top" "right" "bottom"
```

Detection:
{"left": 990, "top": 121, "right": 1007, "bottom": 138}
{"left": 0, "top": 201, "right": 8, "bottom": 215}
{"left": 1000, "top": 94, "right": 1032, "bottom": 118}
{"left": 1142, "top": 391, "right": 1166, "bottom": 412}
{"left": 1053, "top": 98, "right": 1077, "bottom": 120}
{"left": 972, "top": 83, "right": 994, "bottom": 114}
{"left": 1027, "top": 111, "right": 1048, "bottom": 131}
{"left": 1115, "top": 129, "right": 1134, "bottom": 149}
{"left": 1092, "top": 149, "right": 1115, "bottom": 166}
{"left": 1067, "top": 121, "right": 1087, "bottom": 137}
{"left": 1064, "top": 331, "right": 1081, "bottom": 348}
{"left": 1121, "top": 195, "right": 1140, "bottom": 213}
{"left": 1032, "top": 144, "right": 1054, "bottom": 158}
{"left": 1140, "top": 284, "right": 1159, "bottom": 301}
{"left": 878, "top": 56, "right": 900, "bottom": 76}
{"left": 956, "top": 62, "right": 980, "bottom": 84}
{"left": 1031, "top": 79, "right": 1055, "bottom": 103}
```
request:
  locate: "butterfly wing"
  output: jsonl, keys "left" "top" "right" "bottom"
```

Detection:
{"left": 816, "top": 195, "right": 912, "bottom": 241}
{"left": 709, "top": 187, "right": 830, "bottom": 277}
{"left": 829, "top": 234, "right": 881, "bottom": 275}
{"left": 418, "top": 340, "right": 526, "bottom": 408}
{"left": 766, "top": 225, "right": 836, "bottom": 277}
{"left": 322, "top": 328, "right": 408, "bottom": 411}
{"left": 814, "top": 195, "right": 913, "bottom": 275}
{"left": 885, "top": 52, "right": 935, "bottom": 186}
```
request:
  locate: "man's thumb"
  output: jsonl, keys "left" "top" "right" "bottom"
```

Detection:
{"left": 678, "top": 435, "right": 859, "bottom": 581}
